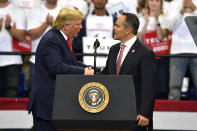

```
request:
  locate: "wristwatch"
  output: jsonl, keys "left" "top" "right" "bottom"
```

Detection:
{"left": 156, "top": 23, "right": 161, "bottom": 27}
{"left": 5, "top": 24, "right": 12, "bottom": 30}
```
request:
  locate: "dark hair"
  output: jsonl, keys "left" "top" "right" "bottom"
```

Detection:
{"left": 122, "top": 12, "right": 139, "bottom": 35}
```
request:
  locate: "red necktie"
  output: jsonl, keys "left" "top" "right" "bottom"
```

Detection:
{"left": 67, "top": 38, "right": 74, "bottom": 54}
{"left": 66, "top": 38, "right": 76, "bottom": 61}
{"left": 116, "top": 43, "right": 125, "bottom": 75}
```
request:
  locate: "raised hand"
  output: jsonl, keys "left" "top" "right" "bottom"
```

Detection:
{"left": 4, "top": 15, "right": 12, "bottom": 29}
{"left": 46, "top": 13, "right": 54, "bottom": 26}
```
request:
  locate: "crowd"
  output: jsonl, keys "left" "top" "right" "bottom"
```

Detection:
{"left": 0, "top": 0, "right": 197, "bottom": 101}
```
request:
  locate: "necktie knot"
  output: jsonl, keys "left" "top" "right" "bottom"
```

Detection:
{"left": 66, "top": 38, "right": 76, "bottom": 61}
{"left": 67, "top": 38, "right": 70, "bottom": 42}
{"left": 121, "top": 43, "right": 125, "bottom": 49}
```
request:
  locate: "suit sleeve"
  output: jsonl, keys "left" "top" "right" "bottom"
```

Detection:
{"left": 139, "top": 50, "right": 157, "bottom": 119}
{"left": 101, "top": 47, "right": 113, "bottom": 75}
{"left": 75, "top": 61, "right": 87, "bottom": 68}
{"left": 101, "top": 62, "right": 108, "bottom": 75}
{"left": 40, "top": 40, "right": 85, "bottom": 75}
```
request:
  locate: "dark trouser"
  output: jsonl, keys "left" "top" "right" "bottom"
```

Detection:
{"left": 33, "top": 116, "right": 56, "bottom": 131}
{"left": 30, "top": 62, "right": 35, "bottom": 91}
{"left": 0, "top": 64, "right": 21, "bottom": 97}
{"left": 156, "top": 58, "right": 169, "bottom": 99}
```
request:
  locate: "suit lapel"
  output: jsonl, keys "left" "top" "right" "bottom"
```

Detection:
{"left": 56, "top": 28, "right": 76, "bottom": 63}
{"left": 111, "top": 43, "right": 121, "bottom": 74}
{"left": 119, "top": 39, "right": 140, "bottom": 74}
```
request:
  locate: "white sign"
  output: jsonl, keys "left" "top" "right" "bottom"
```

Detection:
{"left": 106, "top": 1, "right": 125, "bottom": 18}
{"left": 83, "top": 37, "right": 120, "bottom": 67}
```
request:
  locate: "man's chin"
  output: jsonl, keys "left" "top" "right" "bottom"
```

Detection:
{"left": 113, "top": 37, "right": 117, "bottom": 40}
{"left": 74, "top": 34, "right": 78, "bottom": 38}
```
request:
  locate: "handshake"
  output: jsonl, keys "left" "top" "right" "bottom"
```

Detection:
{"left": 84, "top": 67, "right": 94, "bottom": 75}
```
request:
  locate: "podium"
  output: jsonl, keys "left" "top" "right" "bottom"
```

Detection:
{"left": 52, "top": 75, "right": 136, "bottom": 130}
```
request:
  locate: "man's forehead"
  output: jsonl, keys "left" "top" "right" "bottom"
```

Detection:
{"left": 116, "top": 15, "right": 125, "bottom": 24}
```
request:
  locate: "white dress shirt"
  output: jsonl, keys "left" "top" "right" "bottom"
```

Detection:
{"left": 60, "top": 30, "right": 68, "bottom": 41}
{"left": 117, "top": 36, "right": 137, "bottom": 65}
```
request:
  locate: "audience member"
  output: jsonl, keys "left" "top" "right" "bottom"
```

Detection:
{"left": 163, "top": 0, "right": 183, "bottom": 19}
{"left": 13, "top": 0, "right": 42, "bottom": 92}
{"left": 72, "top": 0, "right": 117, "bottom": 61}
{"left": 168, "top": 0, "right": 197, "bottom": 100}
{"left": 27, "top": 0, "right": 61, "bottom": 90}
{"left": 13, "top": 0, "right": 42, "bottom": 9}
{"left": 138, "top": 0, "right": 170, "bottom": 99}
{"left": 0, "top": 0, "right": 26, "bottom": 97}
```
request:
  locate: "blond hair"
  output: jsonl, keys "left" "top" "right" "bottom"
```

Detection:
{"left": 54, "top": 7, "right": 85, "bottom": 30}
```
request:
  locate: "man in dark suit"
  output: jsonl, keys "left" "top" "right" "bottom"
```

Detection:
{"left": 101, "top": 13, "right": 157, "bottom": 131}
{"left": 27, "top": 7, "right": 94, "bottom": 131}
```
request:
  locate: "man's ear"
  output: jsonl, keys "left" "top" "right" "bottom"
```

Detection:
{"left": 62, "top": 24, "right": 68, "bottom": 31}
{"left": 126, "top": 27, "right": 132, "bottom": 35}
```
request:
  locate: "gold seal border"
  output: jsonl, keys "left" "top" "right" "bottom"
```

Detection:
{"left": 78, "top": 82, "right": 109, "bottom": 113}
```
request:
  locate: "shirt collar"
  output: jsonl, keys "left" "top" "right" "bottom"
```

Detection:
{"left": 60, "top": 30, "right": 69, "bottom": 41}
{"left": 121, "top": 36, "right": 137, "bottom": 48}
{"left": 92, "top": 10, "right": 110, "bottom": 16}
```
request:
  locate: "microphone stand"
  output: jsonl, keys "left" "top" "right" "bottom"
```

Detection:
{"left": 93, "top": 39, "right": 100, "bottom": 74}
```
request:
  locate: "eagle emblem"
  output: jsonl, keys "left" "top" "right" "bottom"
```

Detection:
{"left": 78, "top": 82, "right": 109, "bottom": 113}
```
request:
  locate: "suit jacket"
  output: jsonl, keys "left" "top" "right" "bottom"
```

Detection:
{"left": 27, "top": 28, "right": 87, "bottom": 120}
{"left": 101, "top": 38, "right": 157, "bottom": 121}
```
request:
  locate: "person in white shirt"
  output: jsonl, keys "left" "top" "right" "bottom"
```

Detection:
{"left": 27, "top": 0, "right": 61, "bottom": 90}
{"left": 13, "top": 0, "right": 42, "bottom": 22}
{"left": 13, "top": 0, "right": 41, "bottom": 9}
{"left": 163, "top": 0, "right": 182, "bottom": 19}
{"left": 138, "top": 0, "right": 170, "bottom": 99}
{"left": 168, "top": 0, "right": 197, "bottom": 100}
{"left": 0, "top": 0, "right": 26, "bottom": 97}
{"left": 72, "top": 0, "right": 117, "bottom": 61}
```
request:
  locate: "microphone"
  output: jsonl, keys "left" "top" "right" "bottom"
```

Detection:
{"left": 93, "top": 39, "right": 100, "bottom": 74}
{"left": 94, "top": 39, "right": 100, "bottom": 49}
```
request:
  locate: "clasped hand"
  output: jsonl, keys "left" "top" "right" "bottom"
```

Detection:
{"left": 84, "top": 67, "right": 94, "bottom": 75}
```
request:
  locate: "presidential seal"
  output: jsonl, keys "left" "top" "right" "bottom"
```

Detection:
{"left": 78, "top": 82, "right": 109, "bottom": 113}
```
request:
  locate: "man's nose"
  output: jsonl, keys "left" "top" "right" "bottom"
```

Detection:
{"left": 113, "top": 26, "right": 116, "bottom": 31}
